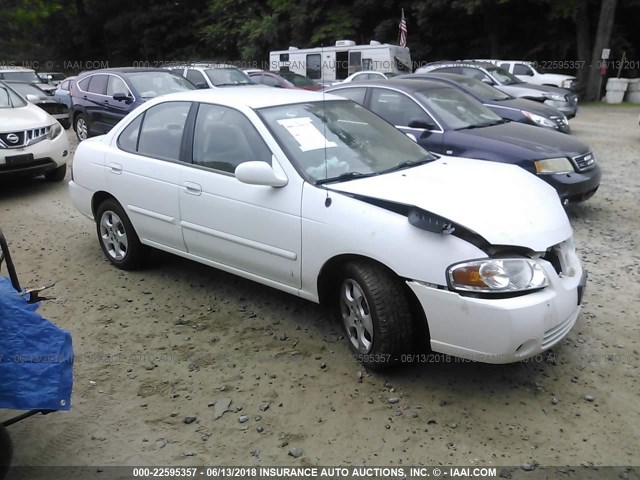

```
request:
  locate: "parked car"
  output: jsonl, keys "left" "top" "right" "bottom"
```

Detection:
{"left": 70, "top": 68, "right": 196, "bottom": 141}
{"left": 397, "top": 73, "right": 570, "bottom": 133}
{"left": 6, "top": 81, "right": 70, "bottom": 129}
{"left": 69, "top": 88, "right": 586, "bottom": 369}
{"left": 244, "top": 69, "right": 298, "bottom": 89}
{"left": 0, "top": 67, "right": 56, "bottom": 95}
{"left": 276, "top": 70, "right": 323, "bottom": 91}
{"left": 334, "top": 70, "right": 396, "bottom": 85}
{"left": 472, "top": 60, "right": 576, "bottom": 90}
{"left": 416, "top": 61, "right": 578, "bottom": 118}
{"left": 327, "top": 79, "right": 599, "bottom": 203}
{"left": 0, "top": 80, "right": 70, "bottom": 181}
{"left": 54, "top": 76, "right": 76, "bottom": 109}
{"left": 36, "top": 72, "right": 67, "bottom": 88}
{"left": 169, "top": 64, "right": 255, "bottom": 89}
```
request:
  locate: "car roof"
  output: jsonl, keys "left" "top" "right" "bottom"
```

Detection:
{"left": 0, "top": 67, "right": 36, "bottom": 73}
{"left": 426, "top": 61, "right": 496, "bottom": 68}
{"left": 149, "top": 87, "right": 345, "bottom": 109}
{"left": 402, "top": 72, "right": 473, "bottom": 83}
{"left": 329, "top": 78, "right": 454, "bottom": 93}
{"left": 77, "top": 67, "right": 182, "bottom": 77}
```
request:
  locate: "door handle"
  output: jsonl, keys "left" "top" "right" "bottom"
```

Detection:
{"left": 183, "top": 182, "right": 202, "bottom": 195}
{"left": 108, "top": 162, "right": 122, "bottom": 174}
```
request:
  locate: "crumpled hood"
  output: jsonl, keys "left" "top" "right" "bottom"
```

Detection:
{"left": 329, "top": 156, "right": 572, "bottom": 252}
{"left": 0, "top": 103, "right": 56, "bottom": 132}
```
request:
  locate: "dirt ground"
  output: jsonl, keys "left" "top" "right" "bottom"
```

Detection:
{"left": 1, "top": 104, "right": 639, "bottom": 476}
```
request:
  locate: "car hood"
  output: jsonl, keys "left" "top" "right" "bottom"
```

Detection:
{"left": 460, "top": 122, "right": 586, "bottom": 158}
{"left": 328, "top": 156, "right": 571, "bottom": 252}
{"left": 492, "top": 97, "right": 566, "bottom": 118}
{"left": 0, "top": 104, "right": 55, "bottom": 132}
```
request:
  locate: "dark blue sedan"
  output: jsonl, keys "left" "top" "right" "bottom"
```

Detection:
{"left": 397, "top": 72, "right": 571, "bottom": 134}
{"left": 327, "top": 79, "right": 600, "bottom": 203}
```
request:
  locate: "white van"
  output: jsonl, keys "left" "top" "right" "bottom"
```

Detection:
{"left": 270, "top": 40, "right": 412, "bottom": 83}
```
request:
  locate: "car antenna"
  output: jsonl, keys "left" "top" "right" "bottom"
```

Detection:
{"left": 321, "top": 43, "right": 332, "bottom": 208}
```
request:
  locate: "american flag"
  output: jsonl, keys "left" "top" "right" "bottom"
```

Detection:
{"left": 398, "top": 9, "right": 407, "bottom": 48}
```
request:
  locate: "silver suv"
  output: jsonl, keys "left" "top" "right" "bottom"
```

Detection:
{"left": 416, "top": 61, "right": 578, "bottom": 118}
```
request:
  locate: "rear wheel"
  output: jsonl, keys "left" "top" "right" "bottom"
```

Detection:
{"left": 74, "top": 113, "right": 89, "bottom": 141}
{"left": 96, "top": 199, "right": 148, "bottom": 270}
{"left": 44, "top": 164, "right": 67, "bottom": 182}
{"left": 338, "top": 260, "right": 413, "bottom": 370}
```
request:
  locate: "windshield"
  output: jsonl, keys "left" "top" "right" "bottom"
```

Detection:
{"left": 259, "top": 100, "right": 435, "bottom": 184}
{"left": 486, "top": 66, "right": 523, "bottom": 85}
{"left": 0, "top": 83, "right": 27, "bottom": 108}
{"left": 0, "top": 71, "right": 41, "bottom": 82}
{"left": 278, "top": 72, "right": 316, "bottom": 87}
{"left": 127, "top": 72, "right": 196, "bottom": 98}
{"left": 205, "top": 68, "right": 254, "bottom": 86}
{"left": 415, "top": 86, "right": 502, "bottom": 130}
{"left": 457, "top": 76, "right": 511, "bottom": 101}
{"left": 6, "top": 82, "right": 44, "bottom": 98}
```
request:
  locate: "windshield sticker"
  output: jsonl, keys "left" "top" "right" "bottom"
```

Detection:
{"left": 277, "top": 117, "right": 337, "bottom": 152}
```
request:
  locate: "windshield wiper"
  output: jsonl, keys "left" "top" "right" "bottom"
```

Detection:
{"left": 378, "top": 156, "right": 435, "bottom": 174}
{"left": 315, "top": 171, "right": 378, "bottom": 185}
{"left": 456, "top": 119, "right": 508, "bottom": 130}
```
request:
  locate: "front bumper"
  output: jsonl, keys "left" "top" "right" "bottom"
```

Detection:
{"left": 0, "top": 130, "right": 70, "bottom": 177}
{"left": 544, "top": 98, "right": 578, "bottom": 119}
{"left": 539, "top": 162, "right": 601, "bottom": 203}
{"left": 407, "top": 240, "right": 584, "bottom": 364}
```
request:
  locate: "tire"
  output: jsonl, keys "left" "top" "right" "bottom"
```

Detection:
{"left": 338, "top": 260, "right": 413, "bottom": 370}
{"left": 44, "top": 163, "right": 67, "bottom": 182}
{"left": 95, "top": 198, "right": 148, "bottom": 270}
{"left": 0, "top": 424, "right": 12, "bottom": 480}
{"left": 59, "top": 118, "right": 71, "bottom": 130}
{"left": 74, "top": 113, "right": 89, "bottom": 141}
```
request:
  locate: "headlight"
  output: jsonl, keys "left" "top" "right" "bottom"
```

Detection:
{"left": 47, "top": 122, "right": 62, "bottom": 140}
{"left": 562, "top": 79, "right": 573, "bottom": 89}
{"left": 544, "top": 93, "right": 567, "bottom": 102}
{"left": 534, "top": 157, "right": 574, "bottom": 174}
{"left": 521, "top": 111, "right": 556, "bottom": 129}
{"left": 448, "top": 258, "right": 548, "bottom": 294}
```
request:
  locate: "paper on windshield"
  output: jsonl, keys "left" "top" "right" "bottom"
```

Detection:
{"left": 277, "top": 117, "right": 337, "bottom": 152}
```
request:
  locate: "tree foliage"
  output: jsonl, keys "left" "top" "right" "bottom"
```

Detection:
{"left": 0, "top": 0, "right": 638, "bottom": 98}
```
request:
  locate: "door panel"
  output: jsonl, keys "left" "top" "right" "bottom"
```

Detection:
{"left": 106, "top": 102, "right": 192, "bottom": 251}
{"left": 180, "top": 103, "right": 302, "bottom": 288}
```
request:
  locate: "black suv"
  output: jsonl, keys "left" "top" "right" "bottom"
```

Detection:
{"left": 70, "top": 68, "right": 195, "bottom": 141}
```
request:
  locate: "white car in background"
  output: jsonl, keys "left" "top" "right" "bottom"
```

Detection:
{"left": 333, "top": 70, "right": 395, "bottom": 85}
{"left": 0, "top": 81, "right": 70, "bottom": 182}
{"left": 69, "top": 88, "right": 586, "bottom": 369}
{"left": 473, "top": 60, "right": 576, "bottom": 90}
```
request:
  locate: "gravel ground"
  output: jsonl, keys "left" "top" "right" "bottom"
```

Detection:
{"left": 1, "top": 104, "right": 639, "bottom": 477}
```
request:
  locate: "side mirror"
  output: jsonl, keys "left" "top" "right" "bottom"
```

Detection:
{"left": 112, "top": 92, "right": 132, "bottom": 104}
{"left": 25, "top": 94, "right": 40, "bottom": 103}
{"left": 481, "top": 77, "right": 495, "bottom": 85}
{"left": 235, "top": 161, "right": 288, "bottom": 187}
{"left": 408, "top": 118, "right": 436, "bottom": 130}
{"left": 196, "top": 82, "right": 208, "bottom": 89}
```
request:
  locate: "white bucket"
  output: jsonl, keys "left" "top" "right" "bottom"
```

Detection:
{"left": 605, "top": 78, "right": 629, "bottom": 103}
{"left": 624, "top": 78, "right": 640, "bottom": 102}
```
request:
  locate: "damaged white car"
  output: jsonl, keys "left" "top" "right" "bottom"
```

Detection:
{"left": 69, "top": 88, "right": 586, "bottom": 369}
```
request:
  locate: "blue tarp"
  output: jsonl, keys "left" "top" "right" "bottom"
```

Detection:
{"left": 0, "top": 276, "right": 73, "bottom": 411}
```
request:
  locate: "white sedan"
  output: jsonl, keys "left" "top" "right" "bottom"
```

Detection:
{"left": 69, "top": 88, "right": 586, "bottom": 369}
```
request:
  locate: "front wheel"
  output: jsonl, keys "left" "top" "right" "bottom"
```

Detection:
{"left": 95, "top": 199, "right": 148, "bottom": 270}
{"left": 338, "top": 261, "right": 414, "bottom": 370}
